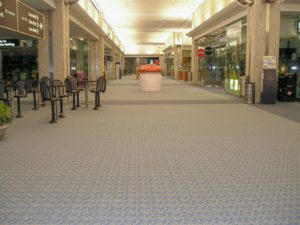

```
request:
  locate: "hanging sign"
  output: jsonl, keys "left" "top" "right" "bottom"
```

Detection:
{"left": 0, "top": 0, "right": 18, "bottom": 31}
{"left": 197, "top": 49, "right": 205, "bottom": 57}
{"left": 204, "top": 47, "right": 213, "bottom": 56}
{"left": 18, "top": 1, "right": 44, "bottom": 39}
{"left": 0, "top": 0, "right": 44, "bottom": 39}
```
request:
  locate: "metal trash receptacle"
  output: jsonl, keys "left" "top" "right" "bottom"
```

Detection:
{"left": 245, "top": 82, "right": 255, "bottom": 104}
{"left": 240, "top": 76, "right": 249, "bottom": 97}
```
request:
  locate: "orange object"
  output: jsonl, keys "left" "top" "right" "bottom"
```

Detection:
{"left": 139, "top": 64, "right": 161, "bottom": 73}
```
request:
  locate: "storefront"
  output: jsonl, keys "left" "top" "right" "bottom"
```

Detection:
{"left": 197, "top": 17, "right": 247, "bottom": 95}
{"left": 279, "top": 13, "right": 300, "bottom": 100}
{"left": 166, "top": 52, "right": 174, "bottom": 77}
{"left": 69, "top": 38, "right": 90, "bottom": 81}
{"left": 0, "top": 39, "right": 38, "bottom": 81}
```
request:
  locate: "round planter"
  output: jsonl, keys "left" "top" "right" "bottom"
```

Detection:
{"left": 0, "top": 124, "right": 8, "bottom": 140}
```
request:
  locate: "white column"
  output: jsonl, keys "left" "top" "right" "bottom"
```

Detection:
{"left": 192, "top": 39, "right": 199, "bottom": 84}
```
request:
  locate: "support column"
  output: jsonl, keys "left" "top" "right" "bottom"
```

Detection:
{"left": 112, "top": 48, "right": 116, "bottom": 80}
{"left": 159, "top": 55, "right": 165, "bottom": 75}
{"left": 38, "top": 10, "right": 50, "bottom": 78}
{"left": 178, "top": 45, "right": 183, "bottom": 71}
{"left": 192, "top": 39, "right": 199, "bottom": 84}
{"left": 115, "top": 51, "right": 121, "bottom": 79}
{"left": 121, "top": 54, "right": 125, "bottom": 76}
{"left": 173, "top": 46, "right": 179, "bottom": 79}
{"left": 99, "top": 36, "right": 105, "bottom": 77}
{"left": 247, "top": 0, "right": 281, "bottom": 103}
{"left": 89, "top": 40, "right": 97, "bottom": 81}
{"left": 51, "top": 0, "right": 70, "bottom": 80}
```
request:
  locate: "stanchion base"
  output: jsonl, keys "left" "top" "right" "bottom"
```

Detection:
{"left": 16, "top": 114, "right": 23, "bottom": 118}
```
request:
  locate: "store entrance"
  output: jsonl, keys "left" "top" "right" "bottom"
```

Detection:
{"left": 199, "top": 45, "right": 226, "bottom": 88}
{"left": 279, "top": 14, "right": 300, "bottom": 101}
{"left": 0, "top": 39, "right": 38, "bottom": 81}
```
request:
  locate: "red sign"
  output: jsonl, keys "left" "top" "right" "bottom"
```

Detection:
{"left": 197, "top": 49, "right": 205, "bottom": 57}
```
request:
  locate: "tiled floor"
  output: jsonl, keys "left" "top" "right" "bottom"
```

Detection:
{"left": 0, "top": 76, "right": 299, "bottom": 225}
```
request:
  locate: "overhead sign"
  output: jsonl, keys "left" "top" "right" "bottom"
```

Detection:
{"left": 0, "top": 0, "right": 44, "bottom": 39}
{"left": 197, "top": 49, "right": 205, "bottom": 57}
{"left": 0, "top": 0, "right": 18, "bottom": 31}
{"left": 18, "top": 1, "right": 44, "bottom": 39}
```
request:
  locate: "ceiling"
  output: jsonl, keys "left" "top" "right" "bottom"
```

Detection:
{"left": 94, "top": 0, "right": 206, "bottom": 54}
{"left": 20, "top": 0, "right": 56, "bottom": 9}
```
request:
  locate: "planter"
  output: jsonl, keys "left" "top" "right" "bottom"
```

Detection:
{"left": 0, "top": 124, "right": 8, "bottom": 140}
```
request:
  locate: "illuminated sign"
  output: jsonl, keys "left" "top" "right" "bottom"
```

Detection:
{"left": 18, "top": 2, "right": 44, "bottom": 39}
{"left": 0, "top": 0, "right": 18, "bottom": 31}
{"left": 0, "top": 39, "right": 19, "bottom": 47}
{"left": 229, "top": 79, "right": 239, "bottom": 91}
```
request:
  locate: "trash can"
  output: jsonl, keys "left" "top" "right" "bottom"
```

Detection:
{"left": 245, "top": 82, "right": 255, "bottom": 104}
{"left": 240, "top": 76, "right": 249, "bottom": 97}
{"left": 188, "top": 71, "right": 192, "bottom": 81}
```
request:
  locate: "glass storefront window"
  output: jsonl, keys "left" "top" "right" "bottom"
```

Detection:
{"left": 225, "top": 18, "right": 247, "bottom": 94}
{"left": 279, "top": 14, "right": 300, "bottom": 100}
{"left": 166, "top": 53, "right": 174, "bottom": 77}
{"left": 70, "top": 38, "right": 89, "bottom": 81}
{"left": 197, "top": 17, "right": 247, "bottom": 95}
{"left": 279, "top": 14, "right": 300, "bottom": 74}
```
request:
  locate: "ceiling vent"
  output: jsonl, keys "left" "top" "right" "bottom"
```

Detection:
{"left": 65, "top": 0, "right": 79, "bottom": 5}
{"left": 235, "top": 0, "right": 253, "bottom": 6}
{"left": 261, "top": 0, "right": 278, "bottom": 2}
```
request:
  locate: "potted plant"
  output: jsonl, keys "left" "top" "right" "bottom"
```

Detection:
{"left": 0, "top": 101, "right": 12, "bottom": 140}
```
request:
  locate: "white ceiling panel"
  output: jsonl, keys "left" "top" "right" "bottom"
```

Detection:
{"left": 94, "top": 0, "right": 205, "bottom": 54}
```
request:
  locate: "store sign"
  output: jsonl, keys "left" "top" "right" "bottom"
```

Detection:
{"left": 263, "top": 56, "right": 276, "bottom": 69}
{"left": 18, "top": 2, "right": 44, "bottom": 39}
{"left": 0, "top": 0, "right": 18, "bottom": 31}
{"left": 197, "top": 49, "right": 205, "bottom": 57}
{"left": 0, "top": 39, "right": 19, "bottom": 47}
{"left": 204, "top": 47, "right": 213, "bottom": 56}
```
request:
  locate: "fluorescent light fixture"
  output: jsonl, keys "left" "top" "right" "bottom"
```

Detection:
{"left": 291, "top": 66, "right": 298, "bottom": 70}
